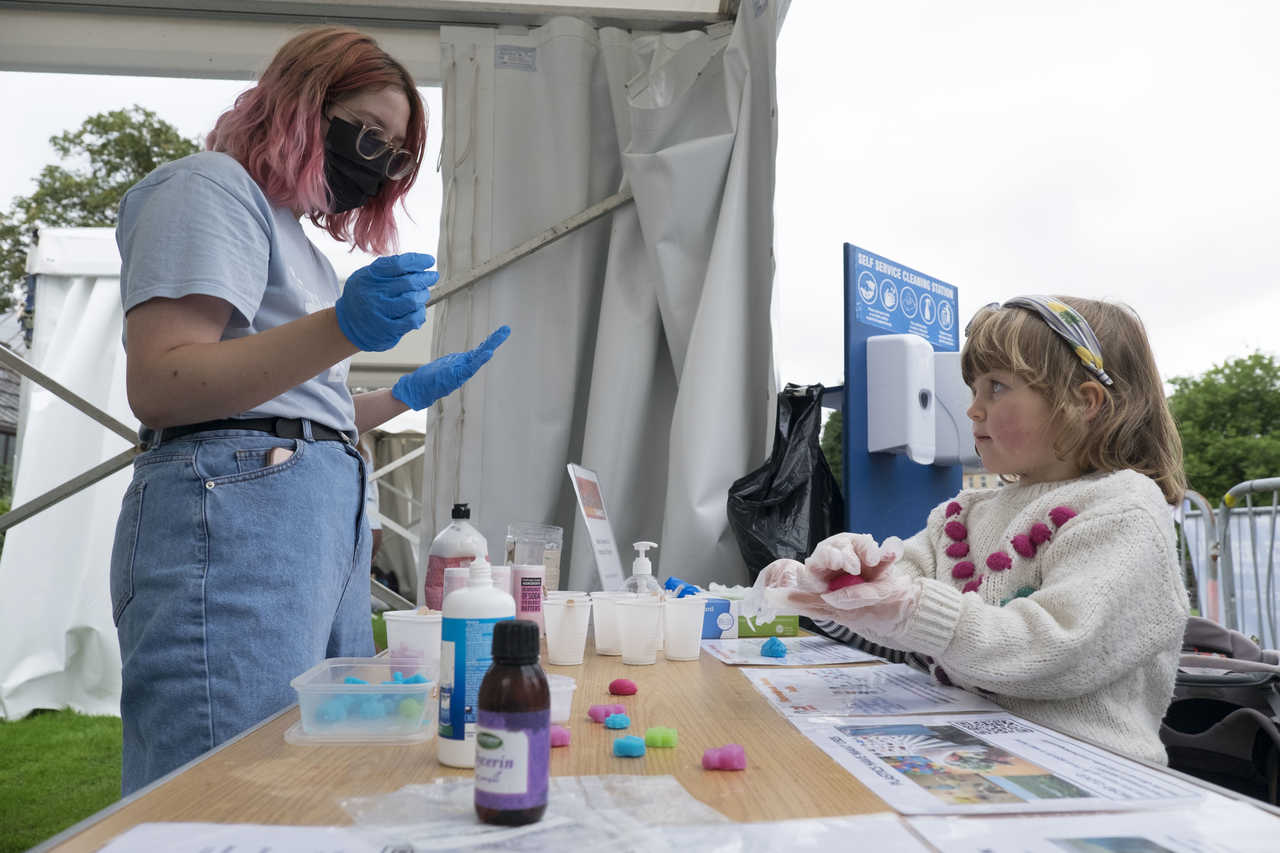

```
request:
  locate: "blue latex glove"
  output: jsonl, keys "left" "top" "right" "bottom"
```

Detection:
{"left": 392, "top": 326, "right": 511, "bottom": 410}
{"left": 334, "top": 252, "right": 437, "bottom": 352}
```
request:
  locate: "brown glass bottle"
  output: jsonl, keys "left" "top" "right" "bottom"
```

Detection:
{"left": 474, "top": 619, "right": 550, "bottom": 826}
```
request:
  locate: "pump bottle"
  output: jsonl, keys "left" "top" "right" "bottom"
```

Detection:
{"left": 623, "top": 541, "right": 663, "bottom": 649}
{"left": 438, "top": 556, "right": 515, "bottom": 768}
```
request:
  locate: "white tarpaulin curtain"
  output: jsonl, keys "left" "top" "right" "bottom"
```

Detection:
{"left": 424, "top": 0, "right": 782, "bottom": 590}
{"left": 0, "top": 228, "right": 133, "bottom": 719}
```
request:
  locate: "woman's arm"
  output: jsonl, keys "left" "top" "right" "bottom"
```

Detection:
{"left": 125, "top": 294, "right": 358, "bottom": 428}
{"left": 353, "top": 388, "right": 410, "bottom": 435}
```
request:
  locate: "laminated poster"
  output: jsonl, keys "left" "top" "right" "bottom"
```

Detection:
{"left": 793, "top": 713, "right": 1205, "bottom": 815}
{"left": 742, "top": 664, "right": 1003, "bottom": 717}
{"left": 703, "top": 635, "right": 883, "bottom": 666}
{"left": 566, "top": 463, "right": 626, "bottom": 590}
{"left": 909, "top": 792, "right": 1280, "bottom": 851}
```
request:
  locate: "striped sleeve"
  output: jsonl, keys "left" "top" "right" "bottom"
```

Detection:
{"left": 802, "top": 617, "right": 911, "bottom": 664}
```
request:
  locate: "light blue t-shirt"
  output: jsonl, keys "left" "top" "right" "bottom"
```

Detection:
{"left": 117, "top": 151, "right": 355, "bottom": 432}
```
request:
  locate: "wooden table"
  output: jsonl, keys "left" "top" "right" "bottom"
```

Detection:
{"left": 45, "top": 641, "right": 891, "bottom": 851}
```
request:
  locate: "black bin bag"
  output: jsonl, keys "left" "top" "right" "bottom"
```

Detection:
{"left": 727, "top": 383, "right": 845, "bottom": 584}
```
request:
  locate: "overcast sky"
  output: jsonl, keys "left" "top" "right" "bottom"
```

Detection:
{"left": 2, "top": 1, "right": 1277, "bottom": 387}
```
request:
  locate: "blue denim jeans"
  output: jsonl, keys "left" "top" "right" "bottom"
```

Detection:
{"left": 111, "top": 425, "right": 372, "bottom": 794}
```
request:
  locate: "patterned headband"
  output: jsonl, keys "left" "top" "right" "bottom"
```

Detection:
{"left": 966, "top": 296, "right": 1114, "bottom": 387}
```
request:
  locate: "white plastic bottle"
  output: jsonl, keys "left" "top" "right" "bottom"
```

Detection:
{"left": 422, "top": 503, "right": 488, "bottom": 610}
{"left": 438, "top": 555, "right": 516, "bottom": 768}
{"left": 623, "top": 541, "right": 664, "bottom": 649}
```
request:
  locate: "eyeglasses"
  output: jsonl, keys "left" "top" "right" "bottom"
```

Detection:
{"left": 331, "top": 108, "right": 416, "bottom": 180}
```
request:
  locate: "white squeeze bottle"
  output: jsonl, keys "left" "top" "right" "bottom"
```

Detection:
{"left": 438, "top": 555, "right": 516, "bottom": 768}
{"left": 423, "top": 503, "right": 488, "bottom": 610}
{"left": 623, "top": 541, "right": 663, "bottom": 649}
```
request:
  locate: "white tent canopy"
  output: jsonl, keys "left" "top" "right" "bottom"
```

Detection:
{"left": 426, "top": 6, "right": 779, "bottom": 590}
{"left": 0, "top": 1, "right": 732, "bottom": 83}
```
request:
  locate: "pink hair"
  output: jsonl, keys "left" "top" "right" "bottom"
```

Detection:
{"left": 205, "top": 27, "right": 426, "bottom": 255}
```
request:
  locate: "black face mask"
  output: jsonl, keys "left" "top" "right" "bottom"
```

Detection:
{"left": 323, "top": 117, "right": 389, "bottom": 214}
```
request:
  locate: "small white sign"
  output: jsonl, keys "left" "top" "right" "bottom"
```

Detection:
{"left": 566, "top": 463, "right": 627, "bottom": 591}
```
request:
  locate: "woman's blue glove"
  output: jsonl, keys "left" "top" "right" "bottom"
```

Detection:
{"left": 391, "top": 326, "right": 511, "bottom": 410}
{"left": 334, "top": 252, "right": 438, "bottom": 352}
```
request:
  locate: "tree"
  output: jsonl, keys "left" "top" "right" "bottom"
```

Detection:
{"left": 1, "top": 106, "right": 200, "bottom": 313}
{"left": 821, "top": 409, "right": 843, "bottom": 487}
{"left": 1168, "top": 352, "right": 1280, "bottom": 503}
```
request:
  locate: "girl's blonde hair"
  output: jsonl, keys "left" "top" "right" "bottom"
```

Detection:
{"left": 961, "top": 297, "right": 1185, "bottom": 504}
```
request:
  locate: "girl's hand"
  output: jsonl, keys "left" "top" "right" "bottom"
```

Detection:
{"left": 805, "top": 532, "right": 903, "bottom": 586}
{"left": 783, "top": 573, "right": 922, "bottom": 639}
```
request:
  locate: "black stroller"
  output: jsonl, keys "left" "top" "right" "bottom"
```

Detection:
{"left": 1160, "top": 616, "right": 1280, "bottom": 804}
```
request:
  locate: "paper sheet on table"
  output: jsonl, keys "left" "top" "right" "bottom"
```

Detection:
{"left": 702, "top": 636, "right": 881, "bottom": 666}
{"left": 96, "top": 813, "right": 931, "bottom": 853}
{"left": 742, "top": 664, "right": 1003, "bottom": 717}
{"left": 792, "top": 713, "right": 1204, "bottom": 815}
{"left": 97, "top": 823, "right": 384, "bottom": 852}
{"left": 652, "top": 811, "right": 930, "bottom": 850}
{"left": 909, "top": 791, "right": 1280, "bottom": 851}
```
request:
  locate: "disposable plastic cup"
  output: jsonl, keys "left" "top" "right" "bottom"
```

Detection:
{"left": 382, "top": 609, "right": 443, "bottom": 682}
{"left": 616, "top": 598, "right": 663, "bottom": 665}
{"left": 547, "top": 674, "right": 576, "bottom": 723}
{"left": 543, "top": 597, "right": 593, "bottom": 665}
{"left": 589, "top": 592, "right": 634, "bottom": 655}
{"left": 490, "top": 564, "right": 512, "bottom": 598}
{"left": 663, "top": 597, "right": 706, "bottom": 661}
{"left": 546, "top": 589, "right": 590, "bottom": 599}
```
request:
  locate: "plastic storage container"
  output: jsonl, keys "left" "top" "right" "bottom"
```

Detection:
{"left": 288, "top": 657, "right": 435, "bottom": 744}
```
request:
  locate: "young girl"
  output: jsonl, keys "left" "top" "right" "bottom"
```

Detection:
{"left": 759, "top": 296, "right": 1189, "bottom": 765}
{"left": 112, "top": 27, "right": 507, "bottom": 793}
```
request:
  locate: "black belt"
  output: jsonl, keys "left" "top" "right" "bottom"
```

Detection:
{"left": 157, "top": 417, "right": 354, "bottom": 444}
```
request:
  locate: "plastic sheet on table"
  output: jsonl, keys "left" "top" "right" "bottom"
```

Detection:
{"left": 340, "top": 774, "right": 728, "bottom": 851}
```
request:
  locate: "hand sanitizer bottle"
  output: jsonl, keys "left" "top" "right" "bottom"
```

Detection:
{"left": 623, "top": 541, "right": 663, "bottom": 649}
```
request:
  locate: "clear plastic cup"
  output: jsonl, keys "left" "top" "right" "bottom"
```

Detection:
{"left": 543, "top": 596, "right": 593, "bottom": 665}
{"left": 547, "top": 674, "right": 576, "bottom": 723}
{"left": 589, "top": 591, "right": 634, "bottom": 655}
{"left": 616, "top": 598, "right": 663, "bottom": 665}
{"left": 663, "top": 597, "right": 706, "bottom": 661}
{"left": 381, "top": 609, "right": 442, "bottom": 682}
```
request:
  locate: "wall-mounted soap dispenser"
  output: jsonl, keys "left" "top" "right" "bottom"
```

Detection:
{"left": 866, "top": 334, "right": 936, "bottom": 465}
{"left": 932, "top": 351, "right": 982, "bottom": 468}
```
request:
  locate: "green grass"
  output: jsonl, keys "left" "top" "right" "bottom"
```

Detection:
{"left": 0, "top": 709, "right": 121, "bottom": 852}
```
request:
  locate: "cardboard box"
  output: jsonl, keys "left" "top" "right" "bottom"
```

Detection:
{"left": 700, "top": 597, "right": 738, "bottom": 639}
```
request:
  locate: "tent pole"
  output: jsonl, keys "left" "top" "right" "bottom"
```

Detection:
{"left": 371, "top": 577, "right": 415, "bottom": 612}
{"left": 426, "top": 188, "right": 634, "bottom": 308}
{"left": 0, "top": 345, "right": 138, "bottom": 445}
{"left": 0, "top": 447, "right": 137, "bottom": 534}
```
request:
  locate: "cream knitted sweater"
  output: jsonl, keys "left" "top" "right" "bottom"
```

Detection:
{"left": 860, "top": 469, "right": 1189, "bottom": 765}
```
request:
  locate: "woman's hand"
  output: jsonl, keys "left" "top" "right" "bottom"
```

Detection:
{"left": 334, "top": 252, "right": 437, "bottom": 352}
{"left": 391, "top": 326, "right": 511, "bottom": 410}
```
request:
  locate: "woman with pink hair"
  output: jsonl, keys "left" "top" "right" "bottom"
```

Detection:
{"left": 110, "top": 27, "right": 508, "bottom": 793}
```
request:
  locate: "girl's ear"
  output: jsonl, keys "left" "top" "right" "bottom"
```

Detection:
{"left": 1075, "top": 381, "right": 1106, "bottom": 422}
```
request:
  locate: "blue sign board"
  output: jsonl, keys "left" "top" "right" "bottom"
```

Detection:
{"left": 850, "top": 245, "right": 959, "bottom": 352}
{"left": 841, "top": 244, "right": 962, "bottom": 541}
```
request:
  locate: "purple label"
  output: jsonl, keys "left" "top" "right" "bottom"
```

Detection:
{"left": 474, "top": 708, "right": 549, "bottom": 810}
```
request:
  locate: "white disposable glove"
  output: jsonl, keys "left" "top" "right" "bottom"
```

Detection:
{"left": 752, "top": 534, "right": 916, "bottom": 639}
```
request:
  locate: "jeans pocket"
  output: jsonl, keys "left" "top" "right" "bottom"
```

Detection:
{"left": 234, "top": 441, "right": 298, "bottom": 474}
{"left": 110, "top": 479, "right": 146, "bottom": 625}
